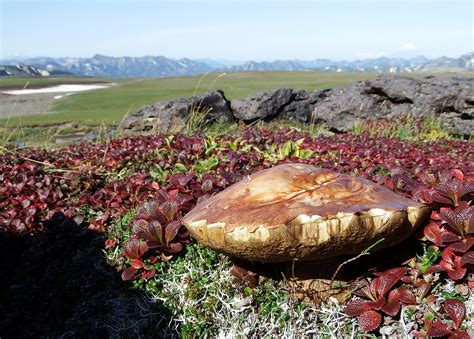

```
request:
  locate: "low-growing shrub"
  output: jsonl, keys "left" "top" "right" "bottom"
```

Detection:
{"left": 1, "top": 125, "right": 472, "bottom": 337}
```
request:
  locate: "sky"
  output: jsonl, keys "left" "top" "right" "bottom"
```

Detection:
{"left": 0, "top": 0, "right": 472, "bottom": 61}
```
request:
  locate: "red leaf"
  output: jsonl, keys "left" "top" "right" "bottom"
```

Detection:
{"left": 398, "top": 286, "right": 416, "bottom": 304}
{"left": 366, "top": 297, "right": 385, "bottom": 311}
{"left": 375, "top": 268, "right": 406, "bottom": 297}
{"left": 346, "top": 299, "right": 370, "bottom": 316}
{"left": 442, "top": 246, "right": 457, "bottom": 264}
{"left": 427, "top": 320, "right": 453, "bottom": 337}
{"left": 124, "top": 239, "right": 149, "bottom": 259}
{"left": 425, "top": 264, "right": 444, "bottom": 274}
{"left": 449, "top": 331, "right": 470, "bottom": 339}
{"left": 358, "top": 310, "right": 382, "bottom": 332}
{"left": 132, "top": 219, "right": 149, "bottom": 237}
{"left": 424, "top": 222, "right": 444, "bottom": 245}
{"left": 381, "top": 289, "right": 400, "bottom": 316}
{"left": 136, "top": 200, "right": 163, "bottom": 222}
{"left": 449, "top": 241, "right": 473, "bottom": 254}
{"left": 381, "top": 300, "right": 400, "bottom": 316}
{"left": 441, "top": 231, "right": 462, "bottom": 245}
{"left": 435, "top": 180, "right": 474, "bottom": 207}
{"left": 467, "top": 280, "right": 474, "bottom": 289}
{"left": 166, "top": 242, "right": 183, "bottom": 253}
{"left": 161, "top": 201, "right": 178, "bottom": 221}
{"left": 105, "top": 238, "right": 117, "bottom": 249}
{"left": 121, "top": 267, "right": 138, "bottom": 281}
{"left": 411, "top": 330, "right": 426, "bottom": 337}
{"left": 460, "top": 251, "right": 474, "bottom": 265}
{"left": 164, "top": 220, "right": 182, "bottom": 246}
{"left": 145, "top": 221, "right": 163, "bottom": 243}
{"left": 369, "top": 277, "right": 381, "bottom": 299}
{"left": 387, "top": 288, "right": 400, "bottom": 303}
{"left": 447, "top": 267, "right": 467, "bottom": 281}
{"left": 21, "top": 198, "right": 31, "bottom": 208}
{"left": 382, "top": 267, "right": 407, "bottom": 277}
{"left": 140, "top": 269, "right": 156, "bottom": 280}
{"left": 417, "top": 282, "right": 432, "bottom": 299}
{"left": 444, "top": 299, "right": 466, "bottom": 330}
{"left": 450, "top": 169, "right": 464, "bottom": 181}
{"left": 130, "top": 258, "right": 144, "bottom": 269}
{"left": 441, "top": 203, "right": 474, "bottom": 237}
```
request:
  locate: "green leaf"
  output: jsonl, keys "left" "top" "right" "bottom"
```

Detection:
{"left": 193, "top": 156, "right": 219, "bottom": 174}
{"left": 425, "top": 311, "right": 435, "bottom": 321}
{"left": 243, "top": 287, "right": 253, "bottom": 297}
{"left": 241, "top": 144, "right": 253, "bottom": 153}
{"left": 150, "top": 165, "right": 169, "bottom": 183}
{"left": 279, "top": 140, "right": 293, "bottom": 158}
{"left": 298, "top": 149, "right": 315, "bottom": 159}
{"left": 295, "top": 138, "right": 305, "bottom": 147}
{"left": 174, "top": 163, "right": 188, "bottom": 173}
{"left": 205, "top": 136, "right": 218, "bottom": 155}
{"left": 227, "top": 141, "right": 238, "bottom": 151}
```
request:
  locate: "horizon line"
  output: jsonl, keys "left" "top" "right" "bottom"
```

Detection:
{"left": 1, "top": 51, "right": 473, "bottom": 64}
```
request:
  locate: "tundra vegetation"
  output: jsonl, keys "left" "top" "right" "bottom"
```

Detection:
{"left": 0, "top": 115, "right": 472, "bottom": 337}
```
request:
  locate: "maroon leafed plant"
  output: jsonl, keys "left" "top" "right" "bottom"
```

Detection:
{"left": 120, "top": 197, "right": 191, "bottom": 281}
{"left": 413, "top": 299, "right": 469, "bottom": 338}
{"left": 425, "top": 202, "right": 474, "bottom": 280}
{"left": 421, "top": 176, "right": 474, "bottom": 207}
{"left": 345, "top": 267, "right": 416, "bottom": 332}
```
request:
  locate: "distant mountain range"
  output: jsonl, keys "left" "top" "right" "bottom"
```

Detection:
{"left": 0, "top": 55, "right": 212, "bottom": 78}
{"left": 1, "top": 52, "right": 472, "bottom": 78}
{"left": 0, "top": 64, "right": 74, "bottom": 77}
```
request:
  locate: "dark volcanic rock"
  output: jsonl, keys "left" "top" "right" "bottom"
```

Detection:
{"left": 121, "top": 90, "right": 233, "bottom": 134}
{"left": 312, "top": 75, "right": 473, "bottom": 135}
{"left": 231, "top": 88, "right": 295, "bottom": 121}
{"left": 277, "top": 89, "right": 331, "bottom": 122}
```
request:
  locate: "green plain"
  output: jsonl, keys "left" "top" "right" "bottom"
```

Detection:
{"left": 1, "top": 72, "right": 379, "bottom": 127}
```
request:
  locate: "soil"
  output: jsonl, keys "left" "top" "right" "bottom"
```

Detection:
{"left": 0, "top": 92, "right": 58, "bottom": 119}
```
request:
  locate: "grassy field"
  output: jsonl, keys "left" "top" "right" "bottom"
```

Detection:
{"left": 0, "top": 72, "right": 378, "bottom": 128}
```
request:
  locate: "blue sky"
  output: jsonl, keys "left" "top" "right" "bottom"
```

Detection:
{"left": 0, "top": 0, "right": 472, "bottom": 61}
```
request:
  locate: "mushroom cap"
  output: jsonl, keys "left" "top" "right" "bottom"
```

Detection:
{"left": 183, "top": 163, "right": 430, "bottom": 262}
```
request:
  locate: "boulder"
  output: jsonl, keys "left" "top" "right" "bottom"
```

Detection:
{"left": 183, "top": 163, "right": 430, "bottom": 263}
{"left": 277, "top": 89, "right": 330, "bottom": 122}
{"left": 312, "top": 75, "right": 474, "bottom": 135}
{"left": 120, "top": 90, "right": 233, "bottom": 134}
{"left": 231, "top": 88, "right": 295, "bottom": 121}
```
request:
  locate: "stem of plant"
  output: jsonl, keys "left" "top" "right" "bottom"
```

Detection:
{"left": 330, "top": 237, "right": 385, "bottom": 287}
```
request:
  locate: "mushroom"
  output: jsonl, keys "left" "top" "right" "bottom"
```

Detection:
{"left": 183, "top": 163, "right": 430, "bottom": 262}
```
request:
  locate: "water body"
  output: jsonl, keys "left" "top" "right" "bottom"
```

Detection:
{"left": 2, "top": 84, "right": 113, "bottom": 95}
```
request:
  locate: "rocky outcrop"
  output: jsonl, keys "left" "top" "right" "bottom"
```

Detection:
{"left": 230, "top": 88, "right": 330, "bottom": 123}
{"left": 119, "top": 75, "right": 474, "bottom": 136}
{"left": 121, "top": 90, "right": 233, "bottom": 134}
{"left": 277, "top": 89, "right": 330, "bottom": 122}
{"left": 312, "top": 75, "right": 473, "bottom": 135}
{"left": 231, "top": 88, "right": 294, "bottom": 121}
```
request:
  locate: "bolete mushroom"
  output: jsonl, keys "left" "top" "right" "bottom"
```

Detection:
{"left": 183, "top": 163, "right": 430, "bottom": 262}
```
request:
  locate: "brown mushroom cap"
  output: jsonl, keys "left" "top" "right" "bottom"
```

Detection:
{"left": 183, "top": 163, "right": 430, "bottom": 262}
